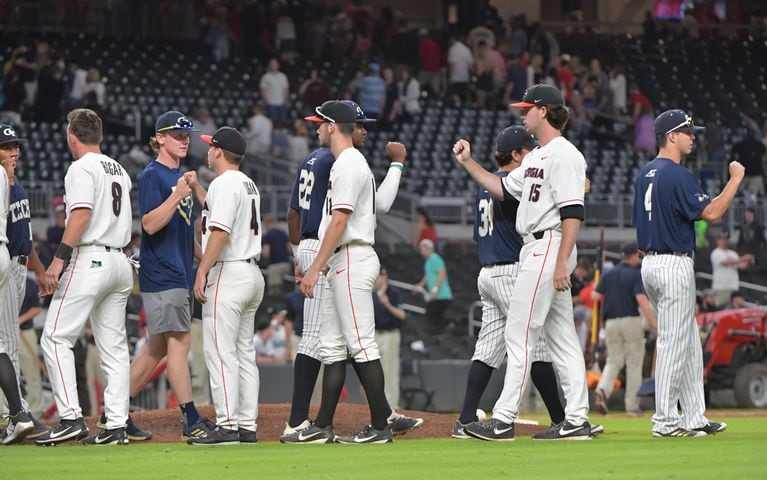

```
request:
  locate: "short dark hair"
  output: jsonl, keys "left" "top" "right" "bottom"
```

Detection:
{"left": 494, "top": 150, "right": 513, "bottom": 168}
{"left": 336, "top": 123, "right": 355, "bottom": 135}
{"left": 544, "top": 104, "right": 569, "bottom": 130}
{"left": 656, "top": 134, "right": 668, "bottom": 148}
{"left": 67, "top": 108, "right": 102, "bottom": 145}
{"left": 222, "top": 149, "right": 244, "bottom": 165}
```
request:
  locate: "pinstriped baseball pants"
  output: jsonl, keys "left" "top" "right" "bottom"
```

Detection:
{"left": 0, "top": 257, "right": 31, "bottom": 413}
{"left": 295, "top": 238, "right": 323, "bottom": 360}
{"left": 642, "top": 254, "right": 708, "bottom": 433}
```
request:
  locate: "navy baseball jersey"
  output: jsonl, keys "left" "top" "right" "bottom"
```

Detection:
{"left": 6, "top": 176, "right": 33, "bottom": 256}
{"left": 594, "top": 263, "right": 644, "bottom": 319}
{"left": 473, "top": 171, "right": 522, "bottom": 266}
{"left": 138, "top": 160, "right": 195, "bottom": 292}
{"left": 633, "top": 157, "right": 710, "bottom": 253}
{"left": 288, "top": 148, "right": 334, "bottom": 239}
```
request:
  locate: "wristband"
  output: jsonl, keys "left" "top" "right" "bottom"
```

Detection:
{"left": 390, "top": 162, "right": 404, "bottom": 171}
{"left": 55, "top": 243, "right": 74, "bottom": 261}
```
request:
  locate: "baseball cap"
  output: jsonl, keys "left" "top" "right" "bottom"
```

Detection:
{"left": 495, "top": 126, "right": 537, "bottom": 152}
{"left": 340, "top": 100, "right": 377, "bottom": 123}
{"left": 304, "top": 100, "right": 358, "bottom": 124}
{"left": 653, "top": 109, "right": 705, "bottom": 135}
{"left": 200, "top": 127, "right": 247, "bottom": 156}
{"left": 0, "top": 124, "right": 28, "bottom": 145}
{"left": 510, "top": 84, "right": 564, "bottom": 108}
{"left": 620, "top": 242, "right": 639, "bottom": 256}
{"left": 155, "top": 111, "right": 198, "bottom": 133}
{"left": 418, "top": 239, "right": 434, "bottom": 250}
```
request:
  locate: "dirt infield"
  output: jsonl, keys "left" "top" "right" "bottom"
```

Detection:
{"left": 79, "top": 404, "right": 546, "bottom": 443}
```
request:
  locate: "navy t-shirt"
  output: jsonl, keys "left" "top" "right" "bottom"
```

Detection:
{"left": 262, "top": 228, "right": 290, "bottom": 264}
{"left": 633, "top": 157, "right": 711, "bottom": 253}
{"left": 138, "top": 160, "right": 194, "bottom": 292}
{"left": 7, "top": 177, "right": 33, "bottom": 256}
{"left": 20, "top": 278, "right": 40, "bottom": 330}
{"left": 473, "top": 171, "right": 522, "bottom": 266}
{"left": 284, "top": 289, "right": 305, "bottom": 336}
{"left": 288, "top": 148, "right": 334, "bottom": 239}
{"left": 595, "top": 262, "right": 644, "bottom": 319}
{"left": 373, "top": 286, "right": 403, "bottom": 331}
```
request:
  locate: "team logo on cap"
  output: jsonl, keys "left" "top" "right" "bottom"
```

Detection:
{"left": 3, "top": 127, "right": 16, "bottom": 137}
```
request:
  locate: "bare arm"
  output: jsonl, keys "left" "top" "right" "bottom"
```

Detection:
{"left": 453, "top": 139, "right": 506, "bottom": 200}
{"left": 591, "top": 290, "right": 604, "bottom": 303}
{"left": 287, "top": 207, "right": 301, "bottom": 245}
{"left": 636, "top": 293, "right": 657, "bottom": 329}
{"left": 19, "top": 306, "right": 42, "bottom": 326}
{"left": 300, "top": 209, "right": 350, "bottom": 299}
{"left": 553, "top": 218, "right": 581, "bottom": 291}
{"left": 142, "top": 176, "right": 192, "bottom": 235}
{"left": 193, "top": 239, "right": 202, "bottom": 262}
{"left": 431, "top": 268, "right": 447, "bottom": 297}
{"left": 700, "top": 162, "right": 745, "bottom": 222}
{"left": 193, "top": 228, "right": 229, "bottom": 304}
{"left": 380, "top": 294, "right": 406, "bottom": 321}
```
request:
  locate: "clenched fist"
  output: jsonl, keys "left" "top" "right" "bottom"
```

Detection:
{"left": 728, "top": 161, "right": 745, "bottom": 181}
{"left": 453, "top": 139, "right": 472, "bottom": 164}
{"left": 386, "top": 142, "right": 407, "bottom": 163}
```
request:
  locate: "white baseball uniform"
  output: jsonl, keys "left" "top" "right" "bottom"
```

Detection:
{"left": 318, "top": 147, "right": 381, "bottom": 364}
{"left": 0, "top": 168, "right": 10, "bottom": 357}
{"left": 491, "top": 136, "right": 590, "bottom": 425}
{"left": 200, "top": 169, "right": 265, "bottom": 432}
{"left": 41, "top": 152, "right": 134, "bottom": 429}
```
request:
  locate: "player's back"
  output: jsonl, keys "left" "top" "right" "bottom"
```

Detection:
{"left": 289, "top": 148, "right": 334, "bottom": 238}
{"left": 65, "top": 152, "right": 132, "bottom": 248}
{"left": 474, "top": 171, "right": 522, "bottom": 266}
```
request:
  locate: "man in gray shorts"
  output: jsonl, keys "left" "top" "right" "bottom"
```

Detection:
{"left": 100, "top": 112, "right": 214, "bottom": 440}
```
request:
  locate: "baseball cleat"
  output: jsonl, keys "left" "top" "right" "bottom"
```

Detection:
{"left": 693, "top": 422, "right": 727, "bottom": 435}
{"left": 35, "top": 418, "right": 89, "bottom": 446}
{"left": 238, "top": 429, "right": 258, "bottom": 444}
{"left": 335, "top": 424, "right": 393, "bottom": 444}
{"left": 463, "top": 418, "right": 516, "bottom": 442}
{"left": 126, "top": 416, "right": 153, "bottom": 441}
{"left": 282, "top": 419, "right": 311, "bottom": 436}
{"left": 387, "top": 412, "right": 423, "bottom": 436}
{"left": 533, "top": 421, "right": 592, "bottom": 440}
{"left": 451, "top": 419, "right": 471, "bottom": 439}
{"left": 594, "top": 389, "right": 608, "bottom": 415}
{"left": 187, "top": 426, "right": 240, "bottom": 446}
{"left": 2, "top": 411, "right": 34, "bottom": 445}
{"left": 590, "top": 423, "right": 604, "bottom": 436}
{"left": 182, "top": 416, "right": 216, "bottom": 438}
{"left": 280, "top": 422, "right": 335, "bottom": 444}
{"left": 26, "top": 416, "right": 52, "bottom": 440}
{"left": 83, "top": 427, "right": 129, "bottom": 445}
{"left": 652, "top": 428, "right": 707, "bottom": 438}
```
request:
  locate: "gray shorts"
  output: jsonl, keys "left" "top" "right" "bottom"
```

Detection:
{"left": 142, "top": 288, "right": 192, "bottom": 335}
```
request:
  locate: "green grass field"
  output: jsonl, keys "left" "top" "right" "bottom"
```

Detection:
{"left": 3, "top": 415, "right": 766, "bottom": 480}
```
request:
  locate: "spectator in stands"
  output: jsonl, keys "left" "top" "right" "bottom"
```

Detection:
{"left": 711, "top": 232, "right": 753, "bottom": 307}
{"left": 298, "top": 68, "right": 330, "bottom": 117}
{"left": 416, "top": 239, "right": 453, "bottom": 325}
{"left": 373, "top": 268, "right": 406, "bottom": 410}
{"left": 81, "top": 68, "right": 107, "bottom": 113}
{"left": 381, "top": 66, "right": 400, "bottom": 130}
{"left": 737, "top": 207, "right": 766, "bottom": 263}
{"left": 417, "top": 29, "right": 442, "bottom": 95}
{"left": 472, "top": 41, "right": 495, "bottom": 109}
{"left": 206, "top": 7, "right": 233, "bottom": 62}
{"left": 261, "top": 214, "right": 292, "bottom": 297}
{"left": 608, "top": 64, "right": 627, "bottom": 115}
{"left": 732, "top": 128, "right": 766, "bottom": 196}
{"left": 740, "top": 111, "right": 762, "bottom": 139}
{"left": 447, "top": 33, "right": 474, "bottom": 106}
{"left": 188, "top": 107, "right": 217, "bottom": 165}
{"left": 729, "top": 291, "right": 747, "bottom": 309}
{"left": 243, "top": 102, "right": 272, "bottom": 155}
{"left": 275, "top": 9, "right": 297, "bottom": 61}
{"left": 526, "top": 52, "right": 545, "bottom": 87}
{"left": 64, "top": 58, "right": 87, "bottom": 110}
{"left": 503, "top": 54, "right": 527, "bottom": 106}
{"left": 398, "top": 66, "right": 421, "bottom": 122}
{"left": 468, "top": 24, "right": 495, "bottom": 53}
{"left": 259, "top": 58, "right": 289, "bottom": 124}
{"left": 507, "top": 15, "right": 528, "bottom": 57}
{"left": 254, "top": 309, "right": 292, "bottom": 365}
{"left": 34, "top": 61, "right": 65, "bottom": 122}
{"left": 700, "top": 292, "right": 720, "bottom": 312}
{"left": 702, "top": 113, "right": 726, "bottom": 166}
{"left": 286, "top": 120, "right": 310, "bottom": 168}
{"left": 557, "top": 54, "right": 575, "bottom": 102}
{"left": 355, "top": 63, "right": 386, "bottom": 122}
{"left": 631, "top": 85, "right": 656, "bottom": 153}
{"left": 46, "top": 196, "right": 66, "bottom": 247}
{"left": 271, "top": 120, "right": 289, "bottom": 159}
{"left": 413, "top": 206, "right": 437, "bottom": 247}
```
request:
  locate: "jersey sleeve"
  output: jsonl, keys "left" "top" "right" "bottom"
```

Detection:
{"left": 501, "top": 165, "right": 524, "bottom": 199}
{"left": 64, "top": 161, "right": 95, "bottom": 211}
{"left": 674, "top": 170, "right": 711, "bottom": 222}
{"left": 375, "top": 165, "right": 402, "bottom": 214}
{"left": 549, "top": 149, "right": 586, "bottom": 209}
{"left": 329, "top": 155, "right": 364, "bottom": 212}
{"left": 138, "top": 168, "right": 165, "bottom": 216}
{"left": 206, "top": 179, "right": 236, "bottom": 234}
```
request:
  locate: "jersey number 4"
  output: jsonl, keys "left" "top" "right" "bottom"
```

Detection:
{"left": 477, "top": 198, "right": 494, "bottom": 237}
{"left": 298, "top": 169, "right": 314, "bottom": 210}
{"left": 644, "top": 183, "right": 653, "bottom": 221}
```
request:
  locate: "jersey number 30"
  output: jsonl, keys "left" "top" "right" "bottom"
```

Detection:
{"left": 644, "top": 183, "right": 653, "bottom": 221}
{"left": 478, "top": 198, "right": 494, "bottom": 237}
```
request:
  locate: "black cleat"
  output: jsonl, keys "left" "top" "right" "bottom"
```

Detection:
{"left": 463, "top": 418, "right": 516, "bottom": 442}
{"left": 83, "top": 427, "right": 129, "bottom": 445}
{"left": 35, "top": 418, "right": 89, "bottom": 446}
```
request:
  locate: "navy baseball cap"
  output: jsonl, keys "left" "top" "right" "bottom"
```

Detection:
{"left": 200, "top": 127, "right": 247, "bottom": 156}
{"left": 654, "top": 109, "right": 705, "bottom": 135}
{"left": 495, "top": 126, "right": 537, "bottom": 152}
{"left": 304, "top": 100, "right": 358, "bottom": 124}
{"left": 0, "top": 124, "right": 28, "bottom": 145}
{"left": 510, "top": 84, "right": 564, "bottom": 108}
{"left": 341, "top": 100, "right": 377, "bottom": 123}
{"left": 155, "top": 111, "right": 198, "bottom": 133}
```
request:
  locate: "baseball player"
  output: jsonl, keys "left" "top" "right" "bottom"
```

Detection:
{"left": 453, "top": 126, "right": 567, "bottom": 438}
{"left": 108, "top": 111, "right": 213, "bottom": 442}
{"left": 281, "top": 100, "right": 421, "bottom": 442}
{"left": 633, "top": 109, "right": 741, "bottom": 437}
{"left": 0, "top": 125, "right": 52, "bottom": 443}
{"left": 36, "top": 109, "right": 134, "bottom": 446}
{"left": 189, "top": 127, "right": 264, "bottom": 445}
{"left": 455, "top": 85, "right": 592, "bottom": 441}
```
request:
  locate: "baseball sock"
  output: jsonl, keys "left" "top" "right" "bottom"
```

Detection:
{"left": 0, "top": 353, "right": 22, "bottom": 416}
{"left": 315, "top": 360, "right": 347, "bottom": 428}
{"left": 458, "top": 360, "right": 494, "bottom": 424}
{"left": 531, "top": 361, "right": 565, "bottom": 424}
{"left": 356, "top": 360, "right": 388, "bottom": 430}
{"left": 180, "top": 402, "right": 200, "bottom": 427}
{"left": 351, "top": 359, "right": 393, "bottom": 418}
{"left": 288, "top": 353, "right": 322, "bottom": 427}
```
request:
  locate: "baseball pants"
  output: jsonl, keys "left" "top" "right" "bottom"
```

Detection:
{"left": 41, "top": 246, "right": 133, "bottom": 429}
{"left": 492, "top": 232, "right": 588, "bottom": 425}
{"left": 595, "top": 316, "right": 645, "bottom": 412}
{"left": 0, "top": 257, "right": 31, "bottom": 413}
{"left": 202, "top": 260, "right": 264, "bottom": 432}
{"left": 642, "top": 254, "right": 708, "bottom": 433}
{"left": 321, "top": 244, "right": 380, "bottom": 364}
{"left": 295, "top": 238, "right": 323, "bottom": 361}
{"left": 473, "top": 263, "right": 551, "bottom": 369}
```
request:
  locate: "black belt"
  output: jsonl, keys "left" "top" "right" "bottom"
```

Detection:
{"left": 215, "top": 257, "right": 257, "bottom": 265}
{"left": 483, "top": 261, "right": 516, "bottom": 267}
{"left": 532, "top": 231, "right": 545, "bottom": 240}
{"left": 13, "top": 255, "right": 28, "bottom": 266}
{"left": 646, "top": 250, "right": 694, "bottom": 259}
{"left": 333, "top": 241, "right": 370, "bottom": 254}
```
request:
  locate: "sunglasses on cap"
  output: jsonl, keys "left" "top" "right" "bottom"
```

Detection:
{"left": 157, "top": 116, "right": 194, "bottom": 132}
{"left": 665, "top": 114, "right": 696, "bottom": 135}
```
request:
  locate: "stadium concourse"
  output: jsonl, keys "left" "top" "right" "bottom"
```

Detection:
{"left": 0, "top": 1, "right": 765, "bottom": 437}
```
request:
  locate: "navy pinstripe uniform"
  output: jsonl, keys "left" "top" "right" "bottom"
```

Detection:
{"left": 634, "top": 157, "right": 712, "bottom": 434}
